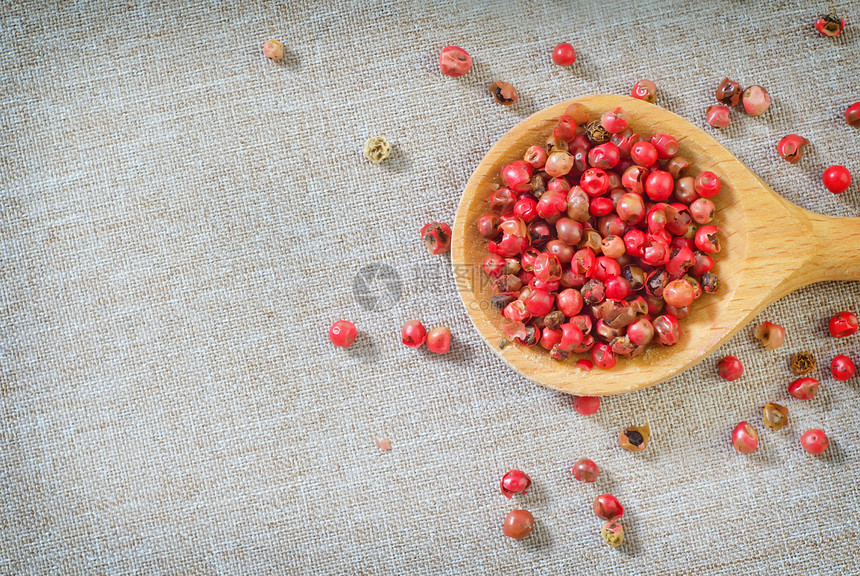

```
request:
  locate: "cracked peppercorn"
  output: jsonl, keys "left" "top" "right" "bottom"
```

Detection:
{"left": 363, "top": 136, "right": 391, "bottom": 163}
{"left": 790, "top": 351, "right": 816, "bottom": 375}
{"left": 490, "top": 81, "right": 518, "bottom": 106}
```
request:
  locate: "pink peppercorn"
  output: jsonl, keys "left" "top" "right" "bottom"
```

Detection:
{"left": 829, "top": 312, "right": 858, "bottom": 338}
{"left": 831, "top": 355, "right": 855, "bottom": 381}
{"left": 822, "top": 166, "right": 851, "bottom": 194}
{"left": 262, "top": 40, "right": 285, "bottom": 61}
{"left": 706, "top": 105, "right": 731, "bottom": 128}
{"left": 401, "top": 320, "right": 427, "bottom": 348}
{"left": 593, "top": 494, "right": 624, "bottom": 522}
{"left": 426, "top": 327, "right": 451, "bottom": 354}
{"left": 572, "top": 458, "right": 600, "bottom": 482}
{"left": 552, "top": 42, "right": 577, "bottom": 66}
{"left": 717, "top": 355, "right": 744, "bottom": 381}
{"left": 631, "top": 79, "right": 657, "bottom": 103}
{"left": 846, "top": 103, "right": 860, "bottom": 127}
{"left": 329, "top": 320, "right": 357, "bottom": 347}
{"left": 731, "top": 422, "right": 759, "bottom": 454}
{"left": 439, "top": 46, "right": 472, "bottom": 77}
{"left": 800, "top": 429, "right": 829, "bottom": 454}
{"left": 500, "top": 469, "right": 532, "bottom": 498}
{"left": 788, "top": 377, "right": 820, "bottom": 400}
{"left": 574, "top": 396, "right": 600, "bottom": 415}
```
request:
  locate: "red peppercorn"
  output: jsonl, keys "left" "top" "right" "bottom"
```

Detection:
{"left": 426, "top": 327, "right": 451, "bottom": 354}
{"left": 500, "top": 469, "right": 532, "bottom": 498}
{"left": 552, "top": 42, "right": 577, "bottom": 66}
{"left": 706, "top": 105, "right": 731, "bottom": 128}
{"left": 741, "top": 85, "right": 771, "bottom": 117}
{"left": 580, "top": 168, "right": 610, "bottom": 196}
{"left": 575, "top": 359, "right": 593, "bottom": 371}
{"left": 694, "top": 171, "right": 721, "bottom": 197}
{"left": 574, "top": 395, "right": 600, "bottom": 415}
{"left": 800, "top": 429, "right": 829, "bottom": 454}
{"left": 814, "top": 14, "right": 845, "bottom": 37}
{"left": 631, "top": 79, "right": 657, "bottom": 103}
{"left": 644, "top": 170, "right": 674, "bottom": 201}
{"left": 776, "top": 134, "right": 810, "bottom": 164}
{"left": 500, "top": 160, "right": 533, "bottom": 192}
{"left": 715, "top": 78, "right": 743, "bottom": 107}
{"left": 650, "top": 133, "right": 679, "bottom": 159}
{"left": 524, "top": 145, "right": 548, "bottom": 169}
{"left": 588, "top": 142, "right": 621, "bottom": 169}
{"left": 653, "top": 314, "right": 680, "bottom": 346}
{"left": 822, "top": 165, "right": 851, "bottom": 194}
{"left": 329, "top": 320, "right": 357, "bottom": 348}
{"left": 401, "top": 320, "right": 427, "bottom": 348}
{"left": 420, "top": 222, "right": 452, "bottom": 254}
{"left": 788, "top": 377, "right": 820, "bottom": 400}
{"left": 572, "top": 458, "right": 600, "bottom": 482}
{"left": 846, "top": 103, "right": 860, "bottom": 127}
{"left": 477, "top": 213, "right": 501, "bottom": 239}
{"left": 592, "top": 343, "right": 616, "bottom": 369}
{"left": 731, "top": 422, "right": 759, "bottom": 454}
{"left": 689, "top": 198, "right": 715, "bottom": 224}
{"left": 717, "top": 355, "right": 744, "bottom": 381}
{"left": 553, "top": 115, "right": 577, "bottom": 141}
{"left": 829, "top": 312, "right": 858, "bottom": 338}
{"left": 525, "top": 288, "right": 554, "bottom": 316}
{"left": 630, "top": 141, "right": 658, "bottom": 167}
{"left": 503, "top": 509, "right": 535, "bottom": 539}
{"left": 439, "top": 46, "right": 472, "bottom": 77}
{"left": 694, "top": 225, "right": 721, "bottom": 254}
{"left": 593, "top": 494, "right": 623, "bottom": 522}
{"left": 600, "top": 108, "right": 628, "bottom": 135}
{"left": 663, "top": 279, "right": 695, "bottom": 308}
{"left": 831, "top": 355, "right": 855, "bottom": 381}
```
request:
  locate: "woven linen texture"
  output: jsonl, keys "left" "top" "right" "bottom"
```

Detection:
{"left": 2, "top": 0, "right": 859, "bottom": 574}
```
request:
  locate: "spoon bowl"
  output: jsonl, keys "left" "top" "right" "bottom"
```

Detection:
{"left": 452, "top": 95, "right": 860, "bottom": 395}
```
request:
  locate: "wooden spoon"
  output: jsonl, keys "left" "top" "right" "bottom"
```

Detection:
{"left": 451, "top": 94, "right": 860, "bottom": 396}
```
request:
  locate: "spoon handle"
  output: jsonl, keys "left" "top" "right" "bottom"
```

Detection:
{"left": 800, "top": 213, "right": 860, "bottom": 283}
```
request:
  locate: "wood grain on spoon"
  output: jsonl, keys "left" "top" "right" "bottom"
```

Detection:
{"left": 452, "top": 95, "right": 860, "bottom": 396}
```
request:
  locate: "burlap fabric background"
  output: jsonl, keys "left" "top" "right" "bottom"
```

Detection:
{"left": 2, "top": 0, "right": 859, "bottom": 574}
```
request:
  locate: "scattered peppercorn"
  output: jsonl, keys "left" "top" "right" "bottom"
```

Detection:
{"left": 503, "top": 509, "right": 535, "bottom": 539}
{"left": 762, "top": 402, "right": 789, "bottom": 431}
{"left": 800, "top": 429, "right": 829, "bottom": 454}
{"left": 420, "top": 222, "right": 452, "bottom": 254}
{"left": 822, "top": 165, "right": 852, "bottom": 194}
{"left": 573, "top": 396, "right": 600, "bottom": 415}
{"left": 731, "top": 422, "right": 759, "bottom": 454}
{"left": 329, "top": 320, "right": 358, "bottom": 348}
{"left": 401, "top": 320, "right": 427, "bottom": 348}
{"left": 754, "top": 321, "right": 785, "bottom": 350}
{"left": 572, "top": 458, "right": 600, "bottom": 482}
{"left": 631, "top": 79, "right": 657, "bottom": 103}
{"left": 790, "top": 351, "right": 816, "bottom": 375}
{"left": 618, "top": 424, "right": 650, "bottom": 452}
{"left": 706, "top": 105, "right": 731, "bottom": 128}
{"left": 777, "top": 134, "right": 809, "bottom": 163}
{"left": 593, "top": 494, "right": 624, "bottom": 522}
{"left": 439, "top": 45, "right": 472, "bottom": 77}
{"left": 718, "top": 355, "right": 744, "bottom": 380}
{"left": 741, "top": 85, "right": 771, "bottom": 117}
{"left": 363, "top": 136, "right": 391, "bottom": 164}
{"left": 262, "top": 39, "right": 284, "bottom": 61}
{"left": 814, "top": 14, "right": 845, "bottom": 37}
{"left": 788, "top": 377, "right": 820, "bottom": 400}
{"left": 376, "top": 438, "right": 392, "bottom": 451}
{"left": 601, "top": 521, "right": 624, "bottom": 547}
{"left": 846, "top": 103, "right": 860, "bottom": 127}
{"left": 500, "top": 470, "right": 532, "bottom": 498}
{"left": 551, "top": 42, "right": 576, "bottom": 66}
{"left": 715, "top": 78, "right": 743, "bottom": 107}
{"left": 829, "top": 311, "right": 858, "bottom": 338}
{"left": 490, "top": 81, "right": 518, "bottom": 106}
{"left": 831, "top": 355, "right": 855, "bottom": 381}
{"left": 426, "top": 327, "right": 452, "bottom": 354}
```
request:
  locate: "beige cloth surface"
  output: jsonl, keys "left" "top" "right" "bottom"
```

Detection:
{"left": 2, "top": 0, "right": 859, "bottom": 574}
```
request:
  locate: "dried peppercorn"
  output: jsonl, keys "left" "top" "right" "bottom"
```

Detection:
{"left": 490, "top": 81, "right": 518, "bottom": 106}
{"left": 618, "top": 423, "right": 650, "bottom": 452}
{"left": 754, "top": 321, "right": 785, "bottom": 350}
{"left": 814, "top": 14, "right": 845, "bottom": 37}
{"left": 421, "top": 222, "right": 452, "bottom": 254}
{"left": 504, "top": 509, "right": 535, "bottom": 539}
{"left": 762, "top": 402, "right": 789, "bottom": 431}
{"left": 586, "top": 120, "right": 611, "bottom": 145}
{"left": 715, "top": 78, "right": 743, "bottom": 107}
{"left": 790, "top": 351, "right": 816, "bottom": 375}
{"left": 262, "top": 40, "right": 285, "bottom": 61}
{"left": 364, "top": 136, "right": 391, "bottom": 164}
{"left": 601, "top": 521, "right": 624, "bottom": 547}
